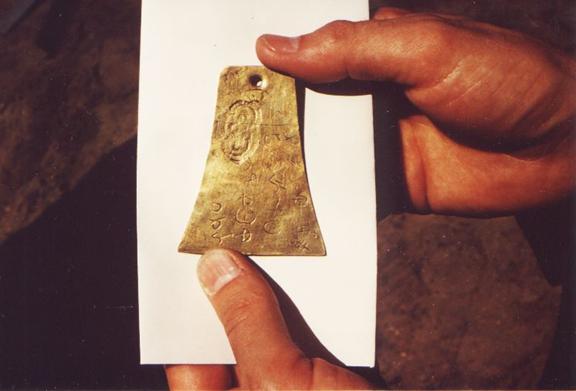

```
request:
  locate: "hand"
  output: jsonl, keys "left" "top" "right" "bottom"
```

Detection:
{"left": 256, "top": 8, "right": 576, "bottom": 215}
{"left": 165, "top": 249, "right": 372, "bottom": 390}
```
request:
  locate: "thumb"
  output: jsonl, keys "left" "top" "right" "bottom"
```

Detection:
{"left": 255, "top": 18, "right": 456, "bottom": 86}
{"left": 197, "top": 248, "right": 306, "bottom": 382}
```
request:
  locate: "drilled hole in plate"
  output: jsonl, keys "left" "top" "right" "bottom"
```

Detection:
{"left": 249, "top": 74, "right": 266, "bottom": 89}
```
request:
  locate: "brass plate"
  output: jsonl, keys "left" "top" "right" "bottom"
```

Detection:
{"left": 178, "top": 66, "right": 325, "bottom": 256}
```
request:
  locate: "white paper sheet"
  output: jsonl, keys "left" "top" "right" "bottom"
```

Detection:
{"left": 137, "top": 0, "right": 376, "bottom": 366}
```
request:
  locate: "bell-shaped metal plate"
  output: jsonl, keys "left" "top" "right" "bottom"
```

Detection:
{"left": 179, "top": 66, "right": 325, "bottom": 256}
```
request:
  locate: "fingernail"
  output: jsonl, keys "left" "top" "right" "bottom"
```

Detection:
{"left": 260, "top": 34, "right": 300, "bottom": 54}
{"left": 197, "top": 249, "right": 240, "bottom": 296}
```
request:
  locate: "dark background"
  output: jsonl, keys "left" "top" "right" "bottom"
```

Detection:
{"left": 0, "top": 0, "right": 574, "bottom": 389}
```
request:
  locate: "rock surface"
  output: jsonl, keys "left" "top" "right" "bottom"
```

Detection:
{"left": 0, "top": 0, "right": 571, "bottom": 389}
{"left": 376, "top": 214, "right": 561, "bottom": 388}
{"left": 0, "top": 0, "right": 140, "bottom": 242}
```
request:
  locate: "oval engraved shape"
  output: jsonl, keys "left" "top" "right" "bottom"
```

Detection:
{"left": 264, "top": 221, "right": 278, "bottom": 234}
{"left": 222, "top": 101, "right": 261, "bottom": 164}
{"left": 235, "top": 207, "right": 256, "bottom": 224}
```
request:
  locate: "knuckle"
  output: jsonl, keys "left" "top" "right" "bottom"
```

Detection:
{"left": 418, "top": 18, "right": 454, "bottom": 43}
{"left": 409, "top": 18, "right": 458, "bottom": 57}
{"left": 319, "top": 20, "right": 355, "bottom": 42}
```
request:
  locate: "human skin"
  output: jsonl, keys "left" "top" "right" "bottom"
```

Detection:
{"left": 257, "top": 7, "right": 576, "bottom": 215}
{"left": 166, "top": 8, "right": 575, "bottom": 390}
{"left": 166, "top": 249, "right": 373, "bottom": 390}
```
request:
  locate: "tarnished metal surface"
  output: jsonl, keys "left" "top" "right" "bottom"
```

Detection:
{"left": 179, "top": 66, "right": 325, "bottom": 256}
